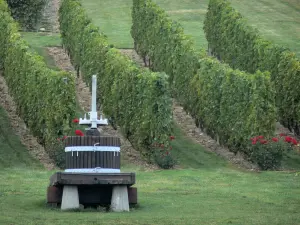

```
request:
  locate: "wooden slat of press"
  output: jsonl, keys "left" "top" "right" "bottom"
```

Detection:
{"left": 112, "top": 137, "right": 115, "bottom": 168}
{"left": 88, "top": 152, "right": 92, "bottom": 168}
{"left": 65, "top": 152, "right": 68, "bottom": 168}
{"left": 76, "top": 139, "right": 80, "bottom": 168}
{"left": 70, "top": 137, "right": 73, "bottom": 168}
{"left": 99, "top": 151, "right": 102, "bottom": 168}
{"left": 77, "top": 136, "right": 80, "bottom": 168}
{"left": 91, "top": 151, "right": 95, "bottom": 168}
{"left": 117, "top": 152, "right": 120, "bottom": 169}
{"left": 112, "top": 151, "right": 115, "bottom": 169}
{"left": 98, "top": 136, "right": 102, "bottom": 146}
{"left": 102, "top": 151, "right": 105, "bottom": 168}
{"left": 105, "top": 137, "right": 111, "bottom": 168}
{"left": 114, "top": 152, "right": 117, "bottom": 169}
{"left": 83, "top": 137, "right": 87, "bottom": 168}
{"left": 86, "top": 136, "right": 90, "bottom": 168}
{"left": 68, "top": 137, "right": 72, "bottom": 168}
{"left": 96, "top": 151, "right": 99, "bottom": 168}
{"left": 91, "top": 136, "right": 95, "bottom": 146}
{"left": 75, "top": 137, "right": 79, "bottom": 168}
{"left": 100, "top": 151, "right": 103, "bottom": 168}
{"left": 108, "top": 152, "right": 111, "bottom": 168}
{"left": 106, "top": 152, "right": 109, "bottom": 168}
{"left": 107, "top": 151, "right": 110, "bottom": 168}
{"left": 71, "top": 137, "right": 75, "bottom": 168}
{"left": 107, "top": 152, "right": 114, "bottom": 168}
{"left": 110, "top": 151, "right": 113, "bottom": 169}
{"left": 79, "top": 137, "right": 83, "bottom": 168}
{"left": 104, "top": 151, "right": 107, "bottom": 168}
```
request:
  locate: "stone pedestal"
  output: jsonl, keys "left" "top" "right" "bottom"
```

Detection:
{"left": 111, "top": 185, "right": 129, "bottom": 212}
{"left": 61, "top": 185, "right": 79, "bottom": 210}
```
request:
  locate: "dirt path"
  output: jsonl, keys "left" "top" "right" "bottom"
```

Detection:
{"left": 41, "top": 0, "right": 60, "bottom": 32}
{"left": 172, "top": 102, "right": 258, "bottom": 170}
{"left": 46, "top": 47, "right": 157, "bottom": 170}
{"left": 0, "top": 74, "right": 56, "bottom": 170}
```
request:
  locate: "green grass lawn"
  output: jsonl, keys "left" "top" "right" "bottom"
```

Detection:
{"left": 21, "top": 32, "right": 61, "bottom": 70}
{"left": 229, "top": 0, "right": 300, "bottom": 56}
{"left": 0, "top": 167, "right": 299, "bottom": 224}
{"left": 80, "top": 0, "right": 208, "bottom": 49}
{"left": 1, "top": 105, "right": 300, "bottom": 224}
{"left": 81, "top": 0, "right": 300, "bottom": 56}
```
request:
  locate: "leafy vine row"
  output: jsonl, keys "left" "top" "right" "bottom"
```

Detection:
{"left": 0, "top": 0, "right": 76, "bottom": 159}
{"left": 131, "top": 0, "right": 276, "bottom": 154}
{"left": 59, "top": 0, "right": 173, "bottom": 158}
{"left": 204, "top": 0, "right": 300, "bottom": 135}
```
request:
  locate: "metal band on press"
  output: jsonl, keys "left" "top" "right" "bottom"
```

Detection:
{"left": 64, "top": 168, "right": 121, "bottom": 173}
{"left": 65, "top": 146, "right": 120, "bottom": 152}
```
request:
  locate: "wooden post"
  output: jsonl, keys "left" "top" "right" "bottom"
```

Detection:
{"left": 111, "top": 185, "right": 129, "bottom": 212}
{"left": 61, "top": 185, "right": 80, "bottom": 210}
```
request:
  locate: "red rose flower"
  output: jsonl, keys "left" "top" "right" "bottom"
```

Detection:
{"left": 291, "top": 138, "right": 298, "bottom": 145}
{"left": 166, "top": 151, "right": 169, "bottom": 155}
{"left": 170, "top": 136, "right": 175, "bottom": 140}
{"left": 75, "top": 130, "right": 84, "bottom": 136}
{"left": 257, "top": 136, "right": 264, "bottom": 139}
{"left": 260, "top": 140, "right": 268, "bottom": 144}
{"left": 280, "top": 133, "right": 286, "bottom": 137}
{"left": 285, "top": 136, "right": 292, "bottom": 143}
{"left": 272, "top": 137, "right": 278, "bottom": 142}
{"left": 252, "top": 141, "right": 257, "bottom": 145}
{"left": 73, "top": 118, "right": 79, "bottom": 123}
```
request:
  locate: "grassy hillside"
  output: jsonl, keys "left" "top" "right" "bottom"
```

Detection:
{"left": 81, "top": 0, "right": 300, "bottom": 56}
{"left": 0, "top": 106, "right": 41, "bottom": 169}
{"left": 21, "top": 32, "right": 61, "bottom": 70}
{"left": 80, "top": 0, "right": 208, "bottom": 49}
{"left": 228, "top": 0, "right": 300, "bottom": 56}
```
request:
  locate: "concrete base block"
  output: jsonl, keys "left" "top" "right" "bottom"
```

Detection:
{"left": 111, "top": 185, "right": 129, "bottom": 212}
{"left": 61, "top": 185, "right": 79, "bottom": 210}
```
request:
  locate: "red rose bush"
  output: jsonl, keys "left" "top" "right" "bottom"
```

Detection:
{"left": 248, "top": 134, "right": 298, "bottom": 170}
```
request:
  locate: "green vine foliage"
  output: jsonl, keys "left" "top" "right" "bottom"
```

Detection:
{"left": 0, "top": 0, "right": 76, "bottom": 159}
{"left": 59, "top": 0, "right": 173, "bottom": 156}
{"left": 204, "top": 0, "right": 300, "bottom": 135}
{"left": 131, "top": 0, "right": 276, "bottom": 154}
